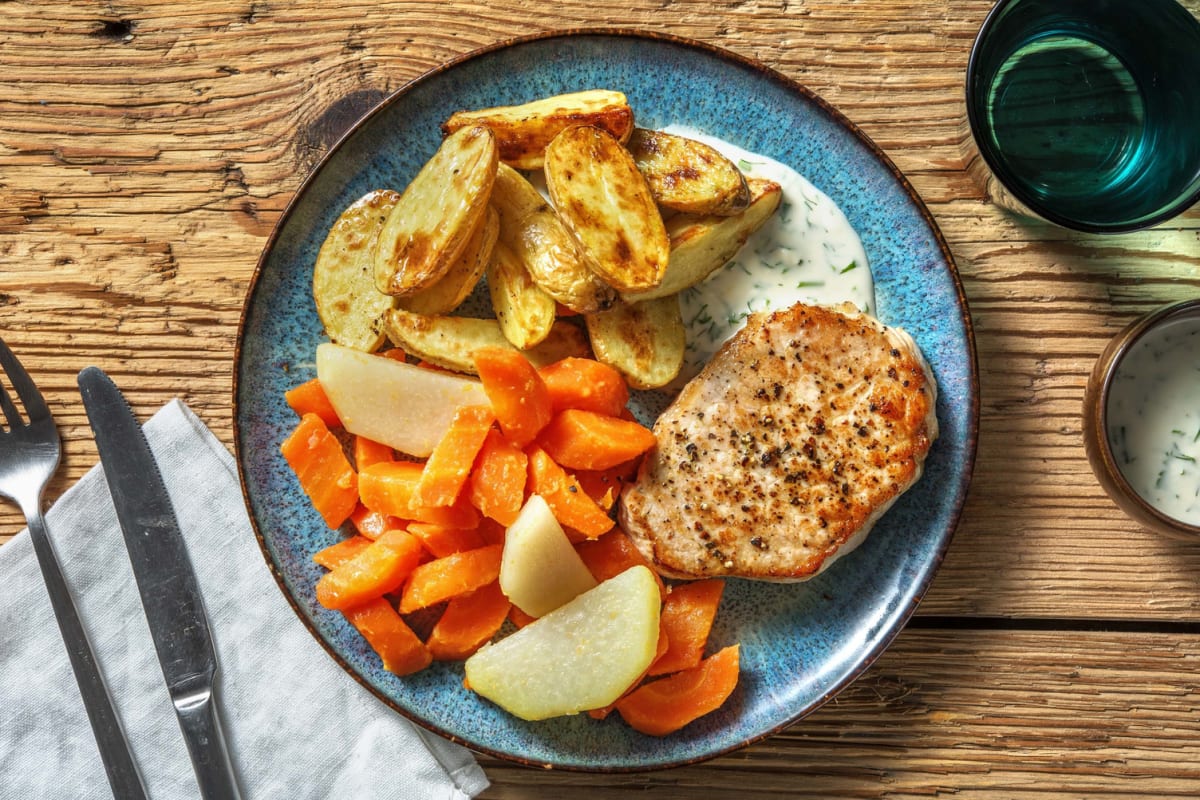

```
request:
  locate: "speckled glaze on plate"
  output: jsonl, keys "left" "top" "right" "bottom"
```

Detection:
{"left": 234, "top": 30, "right": 979, "bottom": 771}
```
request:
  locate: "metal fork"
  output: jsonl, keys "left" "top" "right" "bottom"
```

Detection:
{"left": 0, "top": 339, "right": 147, "bottom": 799}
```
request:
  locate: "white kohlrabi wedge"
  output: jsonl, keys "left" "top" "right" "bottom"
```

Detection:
{"left": 465, "top": 565, "right": 661, "bottom": 720}
{"left": 500, "top": 494, "right": 598, "bottom": 618}
{"left": 315, "top": 342, "right": 489, "bottom": 458}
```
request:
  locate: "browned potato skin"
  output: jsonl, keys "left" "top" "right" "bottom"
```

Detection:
{"left": 487, "top": 238, "right": 557, "bottom": 350}
{"left": 373, "top": 125, "right": 497, "bottom": 297}
{"left": 628, "top": 128, "right": 751, "bottom": 217}
{"left": 623, "top": 177, "right": 783, "bottom": 303}
{"left": 584, "top": 295, "right": 686, "bottom": 390}
{"left": 544, "top": 125, "right": 669, "bottom": 294}
{"left": 491, "top": 164, "right": 616, "bottom": 314}
{"left": 383, "top": 307, "right": 590, "bottom": 374}
{"left": 397, "top": 205, "right": 499, "bottom": 315}
{"left": 313, "top": 189, "right": 401, "bottom": 352}
{"left": 442, "top": 90, "right": 634, "bottom": 171}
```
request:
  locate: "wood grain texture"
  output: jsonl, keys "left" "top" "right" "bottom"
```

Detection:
{"left": 3, "top": 1, "right": 1200, "bottom": 795}
{"left": 482, "top": 628, "right": 1200, "bottom": 798}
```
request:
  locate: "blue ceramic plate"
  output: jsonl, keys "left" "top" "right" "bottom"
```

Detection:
{"left": 235, "top": 30, "right": 978, "bottom": 771}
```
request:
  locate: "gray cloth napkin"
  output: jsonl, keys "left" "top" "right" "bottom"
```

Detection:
{"left": 0, "top": 399, "right": 489, "bottom": 799}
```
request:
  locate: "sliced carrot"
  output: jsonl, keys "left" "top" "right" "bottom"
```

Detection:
{"left": 473, "top": 346, "right": 552, "bottom": 447}
{"left": 398, "top": 544, "right": 504, "bottom": 614}
{"left": 575, "top": 457, "right": 642, "bottom": 511}
{"left": 536, "top": 409, "right": 656, "bottom": 471}
{"left": 280, "top": 413, "right": 358, "bottom": 529}
{"left": 348, "top": 504, "right": 401, "bottom": 541}
{"left": 407, "top": 522, "right": 486, "bottom": 558}
{"left": 575, "top": 528, "right": 662, "bottom": 590}
{"left": 379, "top": 347, "right": 408, "bottom": 362}
{"left": 649, "top": 579, "right": 725, "bottom": 676}
{"left": 343, "top": 598, "right": 431, "bottom": 676}
{"left": 426, "top": 581, "right": 511, "bottom": 660}
{"left": 354, "top": 435, "right": 395, "bottom": 471}
{"left": 359, "top": 461, "right": 480, "bottom": 529}
{"left": 285, "top": 378, "right": 341, "bottom": 427}
{"left": 538, "top": 357, "right": 630, "bottom": 418}
{"left": 415, "top": 405, "right": 496, "bottom": 507}
{"left": 508, "top": 604, "right": 537, "bottom": 629}
{"left": 312, "top": 535, "right": 373, "bottom": 570}
{"left": 615, "top": 644, "right": 740, "bottom": 736}
{"left": 588, "top": 626, "right": 670, "bottom": 720}
{"left": 467, "top": 428, "right": 528, "bottom": 526}
{"left": 476, "top": 516, "right": 508, "bottom": 546}
{"left": 315, "top": 529, "right": 424, "bottom": 611}
{"left": 526, "top": 446, "right": 614, "bottom": 539}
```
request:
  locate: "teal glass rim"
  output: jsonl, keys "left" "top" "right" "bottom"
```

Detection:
{"left": 965, "top": 0, "right": 1200, "bottom": 234}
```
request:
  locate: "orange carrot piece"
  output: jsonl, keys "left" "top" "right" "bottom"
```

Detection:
{"left": 536, "top": 409, "right": 656, "bottom": 471}
{"left": 473, "top": 346, "right": 552, "bottom": 447}
{"left": 354, "top": 435, "right": 395, "bottom": 471}
{"left": 575, "top": 457, "right": 642, "bottom": 511}
{"left": 315, "top": 529, "right": 424, "bottom": 611}
{"left": 285, "top": 378, "right": 341, "bottom": 427}
{"left": 312, "top": 535, "right": 373, "bottom": 570}
{"left": 415, "top": 405, "right": 496, "bottom": 507}
{"left": 615, "top": 644, "right": 740, "bottom": 736}
{"left": 379, "top": 347, "right": 408, "bottom": 362}
{"left": 343, "top": 598, "right": 431, "bottom": 676}
{"left": 475, "top": 516, "right": 508, "bottom": 547}
{"left": 398, "top": 544, "right": 504, "bottom": 614}
{"left": 467, "top": 428, "right": 528, "bottom": 526}
{"left": 649, "top": 579, "right": 725, "bottom": 676}
{"left": 575, "top": 528, "right": 662, "bottom": 590}
{"left": 426, "top": 581, "right": 511, "bottom": 660}
{"left": 349, "top": 504, "right": 401, "bottom": 540}
{"left": 588, "top": 626, "right": 670, "bottom": 720}
{"left": 407, "top": 522, "right": 486, "bottom": 558}
{"left": 527, "top": 446, "right": 614, "bottom": 538}
{"left": 280, "top": 413, "right": 358, "bottom": 529}
{"left": 358, "top": 461, "right": 480, "bottom": 529}
{"left": 538, "top": 357, "right": 630, "bottom": 418}
{"left": 508, "top": 604, "right": 537, "bottom": 629}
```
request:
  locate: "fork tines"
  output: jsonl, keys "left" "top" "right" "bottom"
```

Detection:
{"left": 0, "top": 338, "right": 50, "bottom": 429}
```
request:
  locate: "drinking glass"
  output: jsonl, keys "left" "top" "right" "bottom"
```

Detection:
{"left": 966, "top": 0, "right": 1200, "bottom": 232}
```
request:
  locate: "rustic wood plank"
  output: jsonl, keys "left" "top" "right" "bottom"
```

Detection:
{"left": 6, "top": 0, "right": 1199, "bottom": 619}
{"left": 5, "top": 0, "right": 1200, "bottom": 794}
{"left": 478, "top": 627, "right": 1200, "bottom": 798}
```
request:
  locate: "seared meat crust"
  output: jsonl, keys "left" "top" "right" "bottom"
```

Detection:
{"left": 619, "top": 302, "right": 938, "bottom": 581}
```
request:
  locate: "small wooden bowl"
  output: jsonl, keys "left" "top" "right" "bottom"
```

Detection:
{"left": 1083, "top": 299, "right": 1200, "bottom": 541}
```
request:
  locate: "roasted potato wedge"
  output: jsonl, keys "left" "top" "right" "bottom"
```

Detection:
{"left": 584, "top": 295, "right": 685, "bottom": 390}
{"left": 487, "top": 239, "right": 557, "bottom": 350}
{"left": 383, "top": 307, "right": 590, "bottom": 374}
{"left": 624, "top": 177, "right": 783, "bottom": 302}
{"left": 491, "top": 164, "right": 616, "bottom": 314}
{"left": 313, "top": 188, "right": 401, "bottom": 351}
{"left": 544, "top": 125, "right": 669, "bottom": 294}
{"left": 373, "top": 125, "right": 498, "bottom": 296}
{"left": 398, "top": 205, "right": 499, "bottom": 315}
{"left": 442, "top": 90, "right": 634, "bottom": 170}
{"left": 627, "top": 128, "right": 752, "bottom": 216}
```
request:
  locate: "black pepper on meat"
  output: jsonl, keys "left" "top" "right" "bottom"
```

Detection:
{"left": 619, "top": 302, "right": 939, "bottom": 582}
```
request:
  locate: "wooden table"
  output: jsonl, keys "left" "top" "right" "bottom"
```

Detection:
{"left": 4, "top": 1, "right": 1200, "bottom": 796}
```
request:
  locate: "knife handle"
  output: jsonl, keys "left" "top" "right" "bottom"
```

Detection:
{"left": 175, "top": 686, "right": 243, "bottom": 800}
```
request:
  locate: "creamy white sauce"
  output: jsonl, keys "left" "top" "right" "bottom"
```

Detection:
{"left": 664, "top": 126, "right": 875, "bottom": 382}
{"left": 1106, "top": 316, "right": 1200, "bottom": 525}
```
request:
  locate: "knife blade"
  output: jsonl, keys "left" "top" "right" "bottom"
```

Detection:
{"left": 78, "top": 367, "right": 243, "bottom": 800}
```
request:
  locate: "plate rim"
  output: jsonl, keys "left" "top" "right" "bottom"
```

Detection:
{"left": 233, "top": 26, "right": 980, "bottom": 772}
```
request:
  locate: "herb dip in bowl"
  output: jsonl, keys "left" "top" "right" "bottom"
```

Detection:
{"left": 1084, "top": 299, "right": 1200, "bottom": 540}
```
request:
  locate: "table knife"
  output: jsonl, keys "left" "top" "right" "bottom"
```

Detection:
{"left": 78, "top": 367, "right": 243, "bottom": 800}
